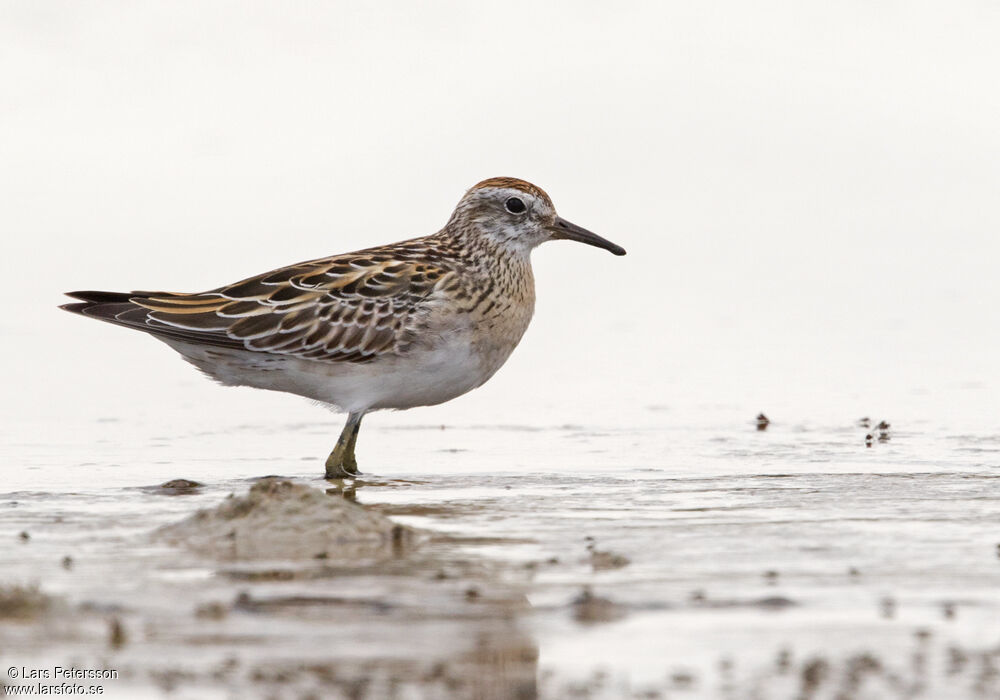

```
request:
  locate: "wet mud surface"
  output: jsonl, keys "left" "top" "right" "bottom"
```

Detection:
{"left": 2, "top": 415, "right": 999, "bottom": 698}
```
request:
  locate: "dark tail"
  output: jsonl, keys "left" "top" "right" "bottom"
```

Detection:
{"left": 60, "top": 290, "right": 244, "bottom": 350}
{"left": 64, "top": 290, "right": 136, "bottom": 304}
{"left": 60, "top": 290, "right": 142, "bottom": 324}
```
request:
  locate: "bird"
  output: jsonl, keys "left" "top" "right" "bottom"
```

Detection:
{"left": 61, "top": 177, "right": 626, "bottom": 478}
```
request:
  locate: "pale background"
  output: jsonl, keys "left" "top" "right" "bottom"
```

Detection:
{"left": 2, "top": 0, "right": 999, "bottom": 462}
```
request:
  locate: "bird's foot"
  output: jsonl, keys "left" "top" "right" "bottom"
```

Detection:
{"left": 324, "top": 462, "right": 358, "bottom": 479}
{"left": 324, "top": 451, "right": 361, "bottom": 479}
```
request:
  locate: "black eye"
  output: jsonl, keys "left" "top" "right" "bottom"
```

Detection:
{"left": 504, "top": 197, "right": 526, "bottom": 214}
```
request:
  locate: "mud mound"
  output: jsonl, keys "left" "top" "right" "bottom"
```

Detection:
{"left": 157, "top": 479, "right": 411, "bottom": 561}
{"left": 0, "top": 584, "right": 52, "bottom": 620}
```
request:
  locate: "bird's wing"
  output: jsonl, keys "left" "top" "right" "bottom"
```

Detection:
{"left": 67, "top": 250, "right": 456, "bottom": 364}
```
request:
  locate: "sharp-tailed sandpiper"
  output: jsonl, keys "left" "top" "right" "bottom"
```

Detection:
{"left": 62, "top": 177, "right": 626, "bottom": 478}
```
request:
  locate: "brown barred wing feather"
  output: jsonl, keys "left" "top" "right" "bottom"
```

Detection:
{"left": 121, "top": 254, "right": 453, "bottom": 363}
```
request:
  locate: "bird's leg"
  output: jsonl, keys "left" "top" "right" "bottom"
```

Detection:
{"left": 342, "top": 413, "right": 364, "bottom": 474}
{"left": 325, "top": 412, "right": 364, "bottom": 479}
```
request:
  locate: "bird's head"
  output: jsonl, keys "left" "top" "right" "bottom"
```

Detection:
{"left": 447, "top": 177, "right": 626, "bottom": 257}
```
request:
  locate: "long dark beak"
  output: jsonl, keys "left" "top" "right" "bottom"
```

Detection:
{"left": 548, "top": 217, "right": 626, "bottom": 256}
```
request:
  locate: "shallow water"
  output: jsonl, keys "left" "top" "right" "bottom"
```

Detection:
{"left": 3, "top": 394, "right": 999, "bottom": 698}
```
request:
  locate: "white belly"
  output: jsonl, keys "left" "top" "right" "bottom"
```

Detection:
{"left": 161, "top": 331, "right": 503, "bottom": 414}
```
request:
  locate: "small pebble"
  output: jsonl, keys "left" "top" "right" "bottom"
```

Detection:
{"left": 108, "top": 617, "right": 126, "bottom": 649}
{"left": 160, "top": 478, "right": 202, "bottom": 489}
{"left": 947, "top": 646, "right": 968, "bottom": 675}
{"left": 670, "top": 670, "right": 696, "bottom": 688}
{"left": 776, "top": 648, "right": 792, "bottom": 673}
{"left": 801, "top": 658, "right": 830, "bottom": 691}
{"left": 571, "top": 587, "right": 625, "bottom": 624}
{"left": 590, "top": 550, "right": 630, "bottom": 571}
{"left": 195, "top": 602, "right": 228, "bottom": 620}
{"left": 18, "top": 531, "right": 30, "bottom": 542}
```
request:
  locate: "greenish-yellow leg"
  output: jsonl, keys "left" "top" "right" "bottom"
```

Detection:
{"left": 325, "top": 412, "right": 365, "bottom": 479}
